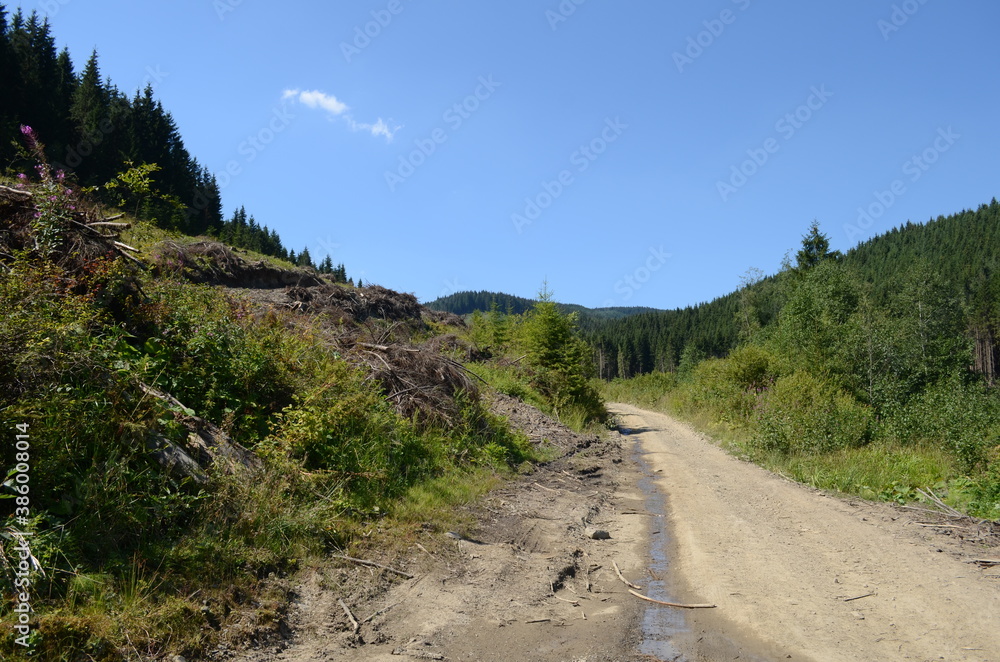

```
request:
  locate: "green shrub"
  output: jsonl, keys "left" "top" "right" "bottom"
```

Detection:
{"left": 722, "top": 344, "right": 779, "bottom": 392}
{"left": 598, "top": 372, "right": 677, "bottom": 409}
{"left": 137, "top": 282, "right": 295, "bottom": 442}
{"left": 751, "top": 372, "right": 873, "bottom": 455}
{"left": 671, "top": 357, "right": 755, "bottom": 426}
{"left": 517, "top": 294, "right": 606, "bottom": 426}
{"left": 968, "top": 458, "right": 1000, "bottom": 519}
{"left": 884, "top": 375, "right": 1000, "bottom": 472}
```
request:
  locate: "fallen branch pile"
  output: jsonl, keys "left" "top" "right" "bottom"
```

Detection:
{"left": 1, "top": 184, "right": 142, "bottom": 268}
{"left": 352, "top": 342, "right": 480, "bottom": 428}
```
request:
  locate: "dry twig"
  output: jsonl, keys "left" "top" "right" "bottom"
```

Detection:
{"left": 628, "top": 589, "right": 716, "bottom": 609}
{"left": 612, "top": 560, "right": 641, "bottom": 590}
{"left": 844, "top": 592, "right": 876, "bottom": 602}
{"left": 338, "top": 598, "right": 360, "bottom": 634}
{"left": 332, "top": 554, "right": 414, "bottom": 579}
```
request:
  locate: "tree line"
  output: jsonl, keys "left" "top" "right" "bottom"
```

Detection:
{"left": 590, "top": 200, "right": 1000, "bottom": 382}
{"left": 0, "top": 6, "right": 346, "bottom": 276}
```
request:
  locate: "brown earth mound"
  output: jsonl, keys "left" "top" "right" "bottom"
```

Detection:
{"left": 152, "top": 240, "right": 326, "bottom": 288}
{"left": 353, "top": 342, "right": 481, "bottom": 427}
{"left": 285, "top": 283, "right": 423, "bottom": 322}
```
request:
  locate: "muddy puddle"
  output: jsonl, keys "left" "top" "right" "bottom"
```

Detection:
{"left": 626, "top": 426, "right": 688, "bottom": 660}
{"left": 626, "top": 426, "right": 779, "bottom": 662}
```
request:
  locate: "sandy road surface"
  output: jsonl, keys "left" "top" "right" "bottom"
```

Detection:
{"left": 613, "top": 403, "right": 1000, "bottom": 662}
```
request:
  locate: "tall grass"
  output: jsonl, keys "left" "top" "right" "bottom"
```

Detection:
{"left": 0, "top": 249, "right": 547, "bottom": 660}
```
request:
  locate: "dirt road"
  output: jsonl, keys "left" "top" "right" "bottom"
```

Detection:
{"left": 614, "top": 403, "right": 1000, "bottom": 662}
{"left": 227, "top": 401, "right": 999, "bottom": 662}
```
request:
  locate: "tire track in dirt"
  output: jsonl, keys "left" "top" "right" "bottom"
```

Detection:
{"left": 613, "top": 403, "right": 1000, "bottom": 662}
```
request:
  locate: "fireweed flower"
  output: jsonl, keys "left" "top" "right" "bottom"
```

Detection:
{"left": 20, "top": 125, "right": 38, "bottom": 151}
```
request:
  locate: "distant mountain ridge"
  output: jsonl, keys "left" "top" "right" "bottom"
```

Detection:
{"left": 424, "top": 290, "right": 660, "bottom": 326}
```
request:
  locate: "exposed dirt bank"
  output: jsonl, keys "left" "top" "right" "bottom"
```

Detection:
{"left": 227, "top": 397, "right": 652, "bottom": 662}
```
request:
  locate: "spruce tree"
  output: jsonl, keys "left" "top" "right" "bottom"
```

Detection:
{"left": 795, "top": 221, "right": 841, "bottom": 273}
{"left": 69, "top": 50, "right": 110, "bottom": 183}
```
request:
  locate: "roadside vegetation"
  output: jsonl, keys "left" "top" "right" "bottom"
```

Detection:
{"left": 462, "top": 289, "right": 608, "bottom": 432}
{"left": 599, "top": 220, "right": 1000, "bottom": 520}
{"left": 0, "top": 138, "right": 547, "bottom": 660}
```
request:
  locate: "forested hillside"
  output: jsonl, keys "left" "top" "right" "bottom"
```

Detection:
{"left": 0, "top": 6, "right": 222, "bottom": 234}
{"left": 0, "top": 5, "right": 344, "bottom": 272}
{"left": 600, "top": 209, "right": 1000, "bottom": 519}
{"left": 426, "top": 289, "right": 659, "bottom": 331}
{"left": 593, "top": 200, "right": 1000, "bottom": 380}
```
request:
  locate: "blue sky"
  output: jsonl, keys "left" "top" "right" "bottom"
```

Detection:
{"left": 35, "top": 0, "right": 1000, "bottom": 309}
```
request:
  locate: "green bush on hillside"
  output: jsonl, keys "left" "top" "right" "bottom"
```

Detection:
{"left": 884, "top": 375, "right": 1000, "bottom": 473}
{"left": 751, "top": 372, "right": 873, "bottom": 455}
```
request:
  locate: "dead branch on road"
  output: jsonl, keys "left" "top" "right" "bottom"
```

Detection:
{"left": 612, "top": 560, "right": 641, "bottom": 590}
{"left": 844, "top": 592, "right": 876, "bottom": 602}
{"left": 628, "top": 589, "right": 716, "bottom": 609}
{"left": 332, "top": 554, "right": 414, "bottom": 579}
{"left": 362, "top": 601, "right": 401, "bottom": 625}
{"left": 551, "top": 593, "right": 581, "bottom": 606}
{"left": 915, "top": 488, "right": 968, "bottom": 519}
{"left": 338, "top": 598, "right": 360, "bottom": 634}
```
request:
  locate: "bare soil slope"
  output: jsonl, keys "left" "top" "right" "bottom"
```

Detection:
{"left": 228, "top": 397, "right": 652, "bottom": 662}
{"left": 614, "top": 403, "right": 1000, "bottom": 662}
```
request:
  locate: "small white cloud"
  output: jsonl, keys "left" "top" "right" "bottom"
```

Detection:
{"left": 347, "top": 117, "right": 402, "bottom": 142}
{"left": 298, "top": 90, "right": 349, "bottom": 115}
{"left": 283, "top": 87, "right": 400, "bottom": 142}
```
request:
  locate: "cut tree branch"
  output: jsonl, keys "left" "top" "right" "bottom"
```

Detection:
{"left": 613, "top": 560, "right": 642, "bottom": 590}
{"left": 628, "top": 589, "right": 716, "bottom": 609}
{"left": 332, "top": 554, "right": 414, "bottom": 579}
{"left": 338, "top": 598, "right": 360, "bottom": 634}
